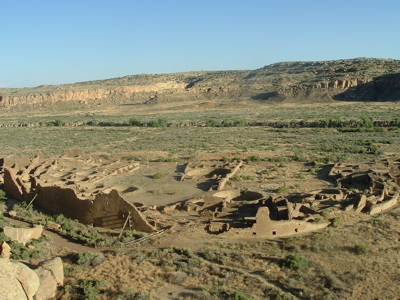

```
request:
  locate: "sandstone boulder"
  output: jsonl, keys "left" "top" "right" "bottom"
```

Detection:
{"left": 44, "top": 221, "right": 61, "bottom": 230}
{"left": 0, "top": 273, "right": 28, "bottom": 300}
{"left": 3, "top": 225, "right": 43, "bottom": 245}
{"left": 37, "top": 257, "right": 64, "bottom": 286}
{"left": 34, "top": 268, "right": 58, "bottom": 300}
{"left": 7, "top": 210, "right": 18, "bottom": 218}
{"left": 0, "top": 241, "right": 11, "bottom": 259}
{"left": 0, "top": 258, "right": 40, "bottom": 300}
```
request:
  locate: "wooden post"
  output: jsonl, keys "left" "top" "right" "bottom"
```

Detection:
{"left": 118, "top": 212, "right": 131, "bottom": 240}
{"left": 26, "top": 193, "right": 39, "bottom": 209}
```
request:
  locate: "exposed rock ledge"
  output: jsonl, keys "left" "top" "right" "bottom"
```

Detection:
{"left": 0, "top": 81, "right": 186, "bottom": 106}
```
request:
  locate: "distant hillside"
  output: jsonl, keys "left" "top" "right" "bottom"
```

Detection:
{"left": 1, "top": 58, "right": 400, "bottom": 107}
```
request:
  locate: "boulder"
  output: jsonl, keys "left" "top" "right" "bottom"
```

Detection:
{"left": 44, "top": 221, "right": 61, "bottom": 230}
{"left": 7, "top": 210, "right": 18, "bottom": 218}
{"left": 0, "top": 241, "right": 11, "bottom": 259}
{"left": 0, "top": 273, "right": 28, "bottom": 300}
{"left": 0, "top": 258, "right": 40, "bottom": 300}
{"left": 3, "top": 225, "right": 43, "bottom": 245}
{"left": 34, "top": 268, "right": 58, "bottom": 300}
{"left": 37, "top": 257, "right": 64, "bottom": 286}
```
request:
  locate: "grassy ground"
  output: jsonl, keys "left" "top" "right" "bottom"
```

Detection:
{"left": 1, "top": 100, "right": 400, "bottom": 299}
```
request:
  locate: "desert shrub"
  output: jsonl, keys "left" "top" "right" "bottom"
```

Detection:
{"left": 146, "top": 118, "right": 168, "bottom": 128}
{"left": 321, "top": 209, "right": 330, "bottom": 219}
{"left": 277, "top": 186, "right": 290, "bottom": 194}
{"left": 118, "top": 288, "right": 149, "bottom": 300}
{"left": 230, "top": 175, "right": 256, "bottom": 181}
{"left": 9, "top": 241, "right": 44, "bottom": 260}
{"left": 282, "top": 254, "right": 309, "bottom": 270}
{"left": 0, "top": 232, "right": 11, "bottom": 243}
{"left": 54, "top": 119, "right": 65, "bottom": 126}
{"left": 166, "top": 246, "right": 193, "bottom": 257}
{"left": 0, "top": 212, "right": 7, "bottom": 228}
{"left": 128, "top": 118, "right": 143, "bottom": 127}
{"left": 206, "top": 119, "right": 221, "bottom": 127}
{"left": 297, "top": 172, "right": 306, "bottom": 179}
{"left": 354, "top": 244, "right": 368, "bottom": 255}
{"left": 80, "top": 279, "right": 100, "bottom": 300}
{"left": 245, "top": 155, "right": 262, "bottom": 162}
{"left": 0, "top": 189, "right": 6, "bottom": 200}
{"left": 331, "top": 217, "right": 341, "bottom": 228}
{"left": 308, "top": 165, "right": 319, "bottom": 175}
{"left": 153, "top": 157, "right": 180, "bottom": 162}
{"left": 49, "top": 214, "right": 78, "bottom": 232}
{"left": 260, "top": 169, "right": 271, "bottom": 175}
{"left": 292, "top": 150, "right": 307, "bottom": 162}
{"left": 75, "top": 252, "right": 105, "bottom": 267}
{"left": 230, "top": 290, "right": 255, "bottom": 300}
{"left": 367, "top": 218, "right": 390, "bottom": 228}
{"left": 152, "top": 172, "right": 167, "bottom": 179}
{"left": 77, "top": 232, "right": 101, "bottom": 247}
{"left": 13, "top": 201, "right": 34, "bottom": 212}
{"left": 122, "top": 155, "right": 142, "bottom": 161}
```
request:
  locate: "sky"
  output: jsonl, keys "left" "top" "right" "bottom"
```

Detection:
{"left": 1, "top": 0, "right": 400, "bottom": 88}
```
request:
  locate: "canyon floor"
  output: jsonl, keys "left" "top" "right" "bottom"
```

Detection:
{"left": 1, "top": 98, "right": 400, "bottom": 299}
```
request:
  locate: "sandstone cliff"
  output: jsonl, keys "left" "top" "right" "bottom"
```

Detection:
{"left": 1, "top": 58, "right": 400, "bottom": 106}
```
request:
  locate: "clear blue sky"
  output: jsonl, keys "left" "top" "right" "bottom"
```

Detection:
{"left": 2, "top": 0, "right": 400, "bottom": 88}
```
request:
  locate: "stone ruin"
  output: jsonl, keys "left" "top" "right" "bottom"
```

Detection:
{"left": 1, "top": 151, "right": 156, "bottom": 233}
{"left": 163, "top": 158, "right": 400, "bottom": 238}
{"left": 1, "top": 153, "right": 399, "bottom": 239}
{"left": 328, "top": 158, "right": 400, "bottom": 215}
{"left": 180, "top": 160, "right": 243, "bottom": 191}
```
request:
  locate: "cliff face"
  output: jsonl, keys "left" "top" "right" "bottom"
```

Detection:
{"left": 0, "top": 81, "right": 186, "bottom": 106}
{"left": 1, "top": 58, "right": 400, "bottom": 106}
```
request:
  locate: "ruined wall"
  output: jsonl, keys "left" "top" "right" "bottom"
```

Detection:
{"left": 2, "top": 154, "right": 155, "bottom": 233}
{"left": 91, "top": 190, "right": 155, "bottom": 232}
{"left": 251, "top": 207, "right": 328, "bottom": 238}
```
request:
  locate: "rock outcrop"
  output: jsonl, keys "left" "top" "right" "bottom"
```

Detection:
{"left": 0, "top": 241, "right": 11, "bottom": 259}
{"left": 34, "top": 257, "right": 64, "bottom": 300}
{"left": 0, "top": 82, "right": 186, "bottom": 106}
{"left": 0, "top": 257, "right": 63, "bottom": 300}
{"left": 1, "top": 58, "right": 400, "bottom": 107}
{"left": 0, "top": 258, "right": 40, "bottom": 300}
{"left": 3, "top": 225, "right": 43, "bottom": 245}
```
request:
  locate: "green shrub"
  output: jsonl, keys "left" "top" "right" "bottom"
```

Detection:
{"left": 81, "top": 279, "right": 100, "bottom": 299}
{"left": 54, "top": 119, "right": 64, "bottom": 126}
{"left": 331, "top": 217, "right": 341, "bottom": 228}
{"left": 277, "top": 186, "right": 290, "bottom": 194}
{"left": 121, "top": 155, "right": 142, "bottom": 161}
{"left": 245, "top": 155, "right": 262, "bottom": 162}
{"left": 152, "top": 172, "right": 167, "bottom": 179}
{"left": 75, "top": 252, "right": 105, "bottom": 267}
{"left": 354, "top": 244, "right": 368, "bottom": 255}
{"left": 230, "top": 175, "right": 256, "bottom": 181}
{"left": 260, "top": 169, "right": 271, "bottom": 175}
{"left": 282, "top": 254, "right": 309, "bottom": 270}
{"left": 128, "top": 118, "right": 143, "bottom": 127}
{"left": 231, "top": 290, "right": 255, "bottom": 300}
{"left": 50, "top": 214, "right": 78, "bottom": 232}
{"left": 153, "top": 157, "right": 180, "bottom": 162}
{"left": 321, "top": 209, "right": 330, "bottom": 219}
{"left": 118, "top": 289, "right": 149, "bottom": 300}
